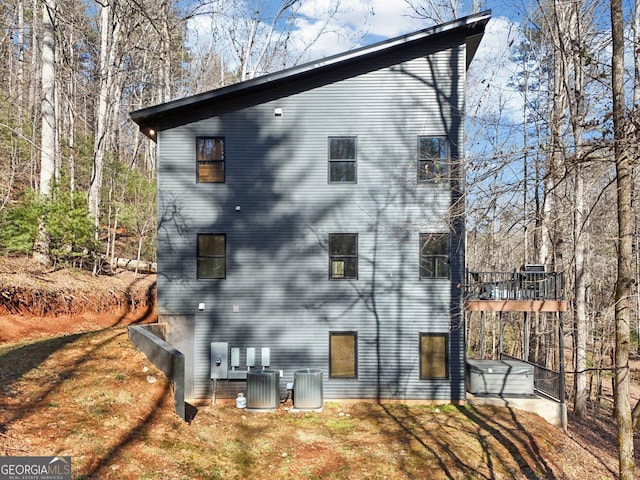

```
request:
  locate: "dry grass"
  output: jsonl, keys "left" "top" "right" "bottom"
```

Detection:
{"left": 0, "top": 326, "right": 624, "bottom": 480}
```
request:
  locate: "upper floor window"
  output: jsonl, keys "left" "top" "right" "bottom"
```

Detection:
{"left": 418, "top": 136, "right": 448, "bottom": 183}
{"left": 196, "top": 137, "right": 225, "bottom": 183}
{"left": 420, "top": 233, "right": 449, "bottom": 279}
{"left": 328, "top": 137, "right": 356, "bottom": 183}
{"left": 329, "top": 233, "right": 358, "bottom": 279}
{"left": 197, "top": 233, "right": 226, "bottom": 279}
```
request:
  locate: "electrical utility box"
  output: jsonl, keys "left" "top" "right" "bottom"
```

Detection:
{"left": 210, "top": 342, "right": 229, "bottom": 379}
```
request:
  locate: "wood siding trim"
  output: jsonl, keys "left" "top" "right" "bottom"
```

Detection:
{"left": 464, "top": 300, "right": 569, "bottom": 313}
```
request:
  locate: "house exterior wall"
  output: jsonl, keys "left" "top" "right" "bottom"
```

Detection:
{"left": 156, "top": 40, "right": 467, "bottom": 401}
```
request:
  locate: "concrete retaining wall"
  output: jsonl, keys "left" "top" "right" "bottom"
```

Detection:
{"left": 128, "top": 324, "right": 185, "bottom": 420}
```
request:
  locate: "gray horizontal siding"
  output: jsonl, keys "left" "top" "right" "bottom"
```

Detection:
{"left": 158, "top": 44, "right": 467, "bottom": 401}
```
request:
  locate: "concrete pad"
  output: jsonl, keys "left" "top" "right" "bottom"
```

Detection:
{"left": 467, "top": 393, "right": 567, "bottom": 430}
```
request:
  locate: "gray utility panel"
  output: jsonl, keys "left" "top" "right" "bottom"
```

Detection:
{"left": 210, "top": 342, "right": 229, "bottom": 379}
{"left": 466, "top": 359, "right": 534, "bottom": 396}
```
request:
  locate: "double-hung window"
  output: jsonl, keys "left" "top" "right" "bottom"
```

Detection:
{"left": 419, "top": 233, "right": 449, "bottom": 279}
{"left": 329, "top": 233, "right": 358, "bottom": 279}
{"left": 196, "top": 137, "right": 225, "bottom": 183}
{"left": 328, "top": 137, "right": 357, "bottom": 183}
{"left": 418, "top": 136, "right": 448, "bottom": 183}
{"left": 419, "top": 333, "right": 448, "bottom": 379}
{"left": 197, "top": 234, "right": 226, "bottom": 279}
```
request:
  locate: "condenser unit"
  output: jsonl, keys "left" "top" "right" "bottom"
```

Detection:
{"left": 293, "top": 369, "right": 324, "bottom": 410}
{"left": 246, "top": 370, "right": 280, "bottom": 410}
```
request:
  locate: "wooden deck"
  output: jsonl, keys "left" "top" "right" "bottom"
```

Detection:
{"left": 465, "top": 299, "right": 568, "bottom": 313}
{"left": 465, "top": 269, "right": 566, "bottom": 313}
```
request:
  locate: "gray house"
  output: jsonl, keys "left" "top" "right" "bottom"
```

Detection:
{"left": 131, "top": 12, "right": 491, "bottom": 405}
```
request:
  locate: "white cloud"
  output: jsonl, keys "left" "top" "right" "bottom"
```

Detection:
{"left": 290, "top": 0, "right": 427, "bottom": 60}
{"left": 466, "top": 16, "right": 526, "bottom": 123}
{"left": 185, "top": 2, "right": 529, "bottom": 127}
{"left": 364, "top": 1, "right": 427, "bottom": 38}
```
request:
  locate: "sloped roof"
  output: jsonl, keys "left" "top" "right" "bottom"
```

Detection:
{"left": 131, "top": 11, "right": 491, "bottom": 140}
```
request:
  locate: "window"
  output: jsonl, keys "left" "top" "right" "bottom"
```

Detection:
{"left": 330, "top": 332, "right": 357, "bottom": 378}
{"left": 328, "top": 137, "right": 356, "bottom": 183}
{"left": 420, "top": 233, "right": 449, "bottom": 279}
{"left": 418, "top": 136, "right": 448, "bottom": 182}
{"left": 329, "top": 233, "right": 358, "bottom": 279}
{"left": 197, "top": 234, "right": 226, "bottom": 279}
{"left": 196, "top": 137, "right": 225, "bottom": 183}
{"left": 420, "top": 333, "right": 448, "bottom": 379}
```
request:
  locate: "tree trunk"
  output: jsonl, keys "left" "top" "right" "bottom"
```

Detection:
{"left": 574, "top": 171, "right": 588, "bottom": 415}
{"left": 160, "top": 0, "right": 172, "bottom": 102}
{"left": 109, "top": 257, "right": 157, "bottom": 274}
{"left": 611, "top": 0, "right": 635, "bottom": 477}
{"left": 33, "top": 0, "right": 57, "bottom": 266}
{"left": 89, "top": 0, "right": 120, "bottom": 227}
{"left": 541, "top": 0, "right": 568, "bottom": 270}
{"left": 16, "top": 0, "right": 25, "bottom": 109}
{"left": 569, "top": 0, "right": 588, "bottom": 419}
{"left": 39, "top": 0, "right": 56, "bottom": 198}
{"left": 633, "top": 0, "right": 640, "bottom": 108}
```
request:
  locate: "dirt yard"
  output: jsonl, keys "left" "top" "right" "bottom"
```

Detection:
{"left": 0, "top": 256, "right": 639, "bottom": 478}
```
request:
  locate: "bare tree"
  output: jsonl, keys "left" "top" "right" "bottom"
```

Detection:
{"left": 404, "top": 0, "right": 462, "bottom": 24}
{"left": 89, "top": 0, "right": 121, "bottom": 230}
{"left": 33, "top": 0, "right": 58, "bottom": 265}
{"left": 221, "top": 0, "right": 304, "bottom": 81}
{"left": 610, "top": 0, "right": 634, "bottom": 476}
{"left": 561, "top": 0, "right": 590, "bottom": 419}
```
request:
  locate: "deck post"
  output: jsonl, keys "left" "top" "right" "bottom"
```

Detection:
{"left": 498, "top": 311, "right": 503, "bottom": 357}
{"left": 524, "top": 311, "right": 529, "bottom": 361}
{"left": 479, "top": 311, "right": 486, "bottom": 358}
{"left": 558, "top": 311, "right": 567, "bottom": 430}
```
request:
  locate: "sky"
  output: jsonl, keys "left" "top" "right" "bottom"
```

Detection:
{"left": 187, "top": 0, "right": 527, "bottom": 123}
{"left": 297, "top": 1, "right": 527, "bottom": 120}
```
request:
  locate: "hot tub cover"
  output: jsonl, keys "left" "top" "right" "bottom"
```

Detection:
{"left": 466, "top": 359, "right": 533, "bottom": 375}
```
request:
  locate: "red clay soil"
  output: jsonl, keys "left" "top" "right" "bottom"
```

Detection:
{"left": 0, "top": 256, "right": 157, "bottom": 344}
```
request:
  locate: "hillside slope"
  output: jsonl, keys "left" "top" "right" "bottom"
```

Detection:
{"left": 0, "top": 256, "right": 157, "bottom": 343}
{"left": 0, "top": 256, "right": 636, "bottom": 478}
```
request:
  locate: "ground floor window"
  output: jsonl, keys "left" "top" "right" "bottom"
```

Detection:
{"left": 419, "top": 333, "right": 448, "bottom": 379}
{"left": 329, "top": 331, "right": 357, "bottom": 378}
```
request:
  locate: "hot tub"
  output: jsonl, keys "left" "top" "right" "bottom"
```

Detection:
{"left": 466, "top": 359, "right": 534, "bottom": 396}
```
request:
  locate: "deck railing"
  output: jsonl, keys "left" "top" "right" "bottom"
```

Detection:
{"left": 465, "top": 269, "right": 565, "bottom": 302}
{"left": 500, "top": 353, "right": 563, "bottom": 402}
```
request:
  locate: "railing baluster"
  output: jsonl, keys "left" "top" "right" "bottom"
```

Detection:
{"left": 465, "top": 270, "right": 564, "bottom": 302}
